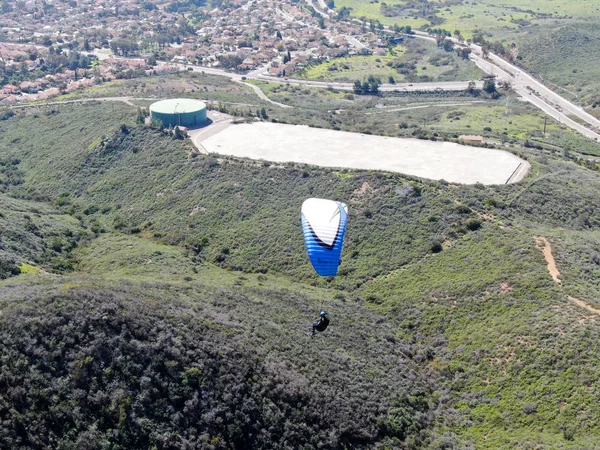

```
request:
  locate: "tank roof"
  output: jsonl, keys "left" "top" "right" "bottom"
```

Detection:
{"left": 150, "top": 98, "right": 206, "bottom": 114}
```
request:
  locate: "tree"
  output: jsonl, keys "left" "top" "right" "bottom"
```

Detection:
{"left": 442, "top": 38, "right": 454, "bottom": 52}
{"left": 434, "top": 32, "right": 445, "bottom": 48}
{"left": 0, "top": 258, "right": 20, "bottom": 279}
{"left": 466, "top": 81, "right": 478, "bottom": 96}
{"left": 173, "top": 126, "right": 184, "bottom": 140}
{"left": 149, "top": 117, "right": 164, "bottom": 129}
{"left": 110, "top": 38, "right": 138, "bottom": 56}
{"left": 472, "top": 31, "right": 486, "bottom": 45}
{"left": 326, "top": 0, "right": 334, "bottom": 8}
{"left": 369, "top": 80, "right": 379, "bottom": 94}
{"left": 218, "top": 54, "right": 243, "bottom": 70}
{"left": 483, "top": 79, "right": 497, "bottom": 94}
{"left": 507, "top": 43, "right": 518, "bottom": 63}
{"left": 456, "top": 47, "right": 471, "bottom": 60}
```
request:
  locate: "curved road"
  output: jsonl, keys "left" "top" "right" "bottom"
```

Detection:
{"left": 173, "top": 61, "right": 484, "bottom": 95}
{"left": 466, "top": 47, "right": 600, "bottom": 141}
{"left": 406, "top": 30, "right": 600, "bottom": 141}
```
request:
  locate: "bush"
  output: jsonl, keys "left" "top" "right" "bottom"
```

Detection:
{"left": 0, "top": 258, "right": 21, "bottom": 279}
{"left": 430, "top": 239, "right": 443, "bottom": 253}
{"left": 465, "top": 218, "right": 482, "bottom": 231}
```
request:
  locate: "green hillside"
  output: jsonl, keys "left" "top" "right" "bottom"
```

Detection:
{"left": 0, "top": 193, "right": 85, "bottom": 278}
{"left": 2, "top": 78, "right": 600, "bottom": 448}
{"left": 518, "top": 23, "right": 600, "bottom": 112}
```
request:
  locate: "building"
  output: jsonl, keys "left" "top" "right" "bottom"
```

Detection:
{"left": 459, "top": 135, "right": 484, "bottom": 143}
{"left": 150, "top": 98, "right": 207, "bottom": 128}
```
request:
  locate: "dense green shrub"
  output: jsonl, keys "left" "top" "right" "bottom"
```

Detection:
{"left": 0, "top": 287, "right": 440, "bottom": 449}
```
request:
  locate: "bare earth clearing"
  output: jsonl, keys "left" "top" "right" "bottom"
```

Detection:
{"left": 200, "top": 122, "right": 529, "bottom": 185}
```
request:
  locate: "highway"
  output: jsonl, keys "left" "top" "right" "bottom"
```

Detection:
{"left": 466, "top": 45, "right": 600, "bottom": 141}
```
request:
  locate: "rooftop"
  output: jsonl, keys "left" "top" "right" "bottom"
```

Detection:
{"left": 150, "top": 98, "right": 207, "bottom": 114}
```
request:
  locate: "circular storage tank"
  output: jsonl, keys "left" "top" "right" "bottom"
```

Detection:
{"left": 149, "top": 98, "right": 207, "bottom": 128}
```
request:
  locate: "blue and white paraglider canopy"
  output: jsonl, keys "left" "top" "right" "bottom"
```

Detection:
{"left": 301, "top": 198, "right": 348, "bottom": 277}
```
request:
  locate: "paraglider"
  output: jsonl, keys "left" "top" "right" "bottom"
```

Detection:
{"left": 301, "top": 198, "right": 348, "bottom": 336}
{"left": 312, "top": 311, "right": 330, "bottom": 336}
{"left": 301, "top": 198, "right": 348, "bottom": 277}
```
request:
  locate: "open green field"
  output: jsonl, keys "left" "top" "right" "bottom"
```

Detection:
{"left": 333, "top": 0, "right": 429, "bottom": 27}
{"left": 297, "top": 38, "right": 484, "bottom": 83}
{"left": 335, "top": 0, "right": 600, "bottom": 37}
{"left": 298, "top": 54, "right": 402, "bottom": 82}
{"left": 53, "top": 72, "right": 265, "bottom": 108}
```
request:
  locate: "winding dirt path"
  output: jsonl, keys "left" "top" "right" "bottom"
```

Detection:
{"left": 568, "top": 296, "right": 600, "bottom": 315}
{"left": 534, "top": 236, "right": 600, "bottom": 316}
{"left": 534, "top": 236, "right": 561, "bottom": 285}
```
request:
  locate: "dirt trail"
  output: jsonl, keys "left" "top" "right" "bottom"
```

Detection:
{"left": 568, "top": 296, "right": 600, "bottom": 315}
{"left": 534, "top": 236, "right": 600, "bottom": 316}
{"left": 534, "top": 236, "right": 561, "bottom": 284}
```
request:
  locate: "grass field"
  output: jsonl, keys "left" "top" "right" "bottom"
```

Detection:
{"left": 335, "top": 0, "right": 600, "bottom": 37}
{"left": 297, "top": 38, "right": 483, "bottom": 83}
{"left": 54, "top": 72, "right": 265, "bottom": 108}
{"left": 333, "top": 0, "right": 429, "bottom": 27}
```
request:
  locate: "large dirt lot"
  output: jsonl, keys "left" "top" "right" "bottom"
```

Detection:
{"left": 200, "top": 122, "right": 529, "bottom": 185}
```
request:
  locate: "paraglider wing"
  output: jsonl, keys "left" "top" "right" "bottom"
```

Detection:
{"left": 301, "top": 198, "right": 348, "bottom": 276}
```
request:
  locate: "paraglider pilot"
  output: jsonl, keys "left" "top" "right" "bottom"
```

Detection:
{"left": 312, "top": 311, "right": 330, "bottom": 336}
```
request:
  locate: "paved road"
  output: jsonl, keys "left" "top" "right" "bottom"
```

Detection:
{"left": 169, "top": 61, "right": 484, "bottom": 104}
{"left": 402, "top": 30, "right": 600, "bottom": 141}
{"left": 9, "top": 96, "right": 158, "bottom": 108}
{"left": 306, "top": 0, "right": 328, "bottom": 16}
{"left": 344, "top": 35, "right": 366, "bottom": 50}
{"left": 466, "top": 47, "right": 600, "bottom": 141}
{"left": 365, "top": 100, "right": 490, "bottom": 114}
{"left": 250, "top": 74, "right": 483, "bottom": 92}
{"left": 166, "top": 63, "right": 292, "bottom": 108}
{"left": 188, "top": 111, "right": 233, "bottom": 154}
{"left": 487, "top": 51, "right": 600, "bottom": 131}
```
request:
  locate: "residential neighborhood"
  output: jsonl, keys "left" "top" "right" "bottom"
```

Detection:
{"left": 0, "top": 0, "right": 389, "bottom": 104}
